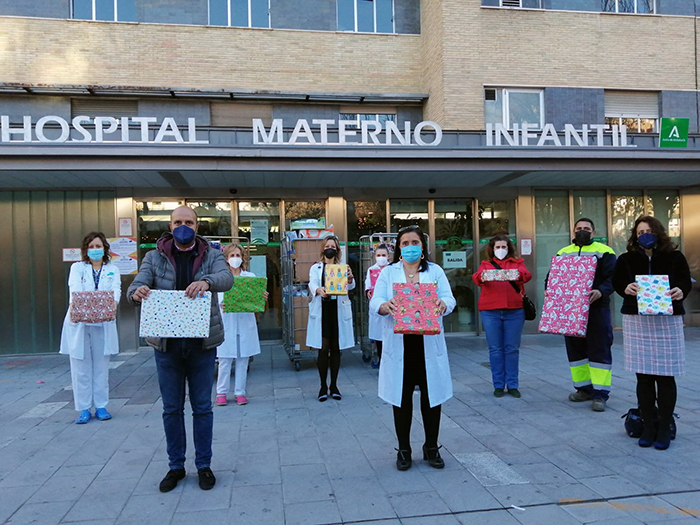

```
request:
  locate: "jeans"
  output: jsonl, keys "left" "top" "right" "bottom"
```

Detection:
{"left": 481, "top": 308, "right": 525, "bottom": 390}
{"left": 154, "top": 345, "right": 216, "bottom": 470}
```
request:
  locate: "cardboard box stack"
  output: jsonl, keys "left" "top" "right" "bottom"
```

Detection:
{"left": 293, "top": 239, "right": 324, "bottom": 283}
{"left": 293, "top": 295, "right": 312, "bottom": 350}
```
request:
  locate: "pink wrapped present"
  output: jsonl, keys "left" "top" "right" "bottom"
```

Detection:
{"left": 636, "top": 275, "right": 673, "bottom": 315}
{"left": 392, "top": 283, "right": 441, "bottom": 335}
{"left": 369, "top": 268, "right": 382, "bottom": 289}
{"left": 481, "top": 269, "right": 519, "bottom": 282}
{"left": 538, "top": 256, "right": 597, "bottom": 337}
{"left": 70, "top": 291, "right": 117, "bottom": 324}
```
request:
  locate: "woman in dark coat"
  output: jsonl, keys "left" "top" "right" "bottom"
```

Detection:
{"left": 613, "top": 216, "right": 691, "bottom": 450}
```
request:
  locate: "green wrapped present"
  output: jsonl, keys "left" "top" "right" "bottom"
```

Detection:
{"left": 222, "top": 277, "right": 267, "bottom": 313}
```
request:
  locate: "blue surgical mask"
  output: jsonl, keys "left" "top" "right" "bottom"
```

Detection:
{"left": 87, "top": 248, "right": 104, "bottom": 261}
{"left": 638, "top": 233, "right": 657, "bottom": 249}
{"left": 172, "top": 224, "right": 196, "bottom": 245}
{"left": 401, "top": 245, "right": 422, "bottom": 263}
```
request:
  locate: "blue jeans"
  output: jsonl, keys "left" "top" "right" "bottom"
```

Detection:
{"left": 481, "top": 309, "right": 525, "bottom": 390}
{"left": 154, "top": 346, "right": 216, "bottom": 470}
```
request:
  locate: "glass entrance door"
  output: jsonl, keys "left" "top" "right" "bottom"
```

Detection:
{"left": 434, "top": 201, "right": 476, "bottom": 333}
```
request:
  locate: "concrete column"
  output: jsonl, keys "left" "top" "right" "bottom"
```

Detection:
{"left": 516, "top": 188, "right": 537, "bottom": 333}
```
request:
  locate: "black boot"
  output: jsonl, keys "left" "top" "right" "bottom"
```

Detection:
{"left": 396, "top": 448, "right": 412, "bottom": 471}
{"left": 422, "top": 444, "right": 445, "bottom": 469}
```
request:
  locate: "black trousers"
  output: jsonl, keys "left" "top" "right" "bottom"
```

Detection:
{"left": 393, "top": 335, "right": 441, "bottom": 452}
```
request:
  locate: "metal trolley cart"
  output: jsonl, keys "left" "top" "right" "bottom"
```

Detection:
{"left": 357, "top": 233, "right": 397, "bottom": 366}
{"left": 281, "top": 235, "right": 326, "bottom": 371}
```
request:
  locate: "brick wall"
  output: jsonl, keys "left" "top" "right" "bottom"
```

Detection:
{"left": 0, "top": 17, "right": 423, "bottom": 95}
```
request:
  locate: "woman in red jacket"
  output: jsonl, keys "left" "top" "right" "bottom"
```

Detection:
{"left": 472, "top": 235, "right": 532, "bottom": 398}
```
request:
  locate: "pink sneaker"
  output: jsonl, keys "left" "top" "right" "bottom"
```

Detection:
{"left": 216, "top": 394, "right": 227, "bottom": 406}
{"left": 236, "top": 395, "right": 248, "bottom": 406}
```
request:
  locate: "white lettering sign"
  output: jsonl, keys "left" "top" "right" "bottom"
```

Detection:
{"left": 485, "top": 123, "right": 636, "bottom": 147}
{"left": 252, "top": 119, "right": 443, "bottom": 146}
{"left": 0, "top": 116, "right": 209, "bottom": 144}
{"left": 442, "top": 251, "right": 467, "bottom": 269}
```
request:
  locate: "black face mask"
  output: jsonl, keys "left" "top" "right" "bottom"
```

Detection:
{"left": 323, "top": 248, "right": 337, "bottom": 259}
{"left": 573, "top": 230, "right": 592, "bottom": 246}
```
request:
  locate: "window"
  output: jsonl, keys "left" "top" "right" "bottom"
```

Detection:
{"left": 72, "top": 0, "right": 136, "bottom": 21}
{"left": 337, "top": 0, "right": 394, "bottom": 34}
{"left": 484, "top": 88, "right": 544, "bottom": 130}
{"left": 497, "top": 0, "right": 542, "bottom": 7}
{"left": 209, "top": 0, "right": 270, "bottom": 28}
{"left": 601, "top": 0, "right": 654, "bottom": 14}
{"left": 338, "top": 112, "right": 396, "bottom": 128}
{"left": 604, "top": 91, "right": 659, "bottom": 133}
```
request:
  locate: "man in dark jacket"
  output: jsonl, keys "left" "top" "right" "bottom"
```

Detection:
{"left": 554, "top": 218, "right": 616, "bottom": 412}
{"left": 128, "top": 206, "right": 233, "bottom": 492}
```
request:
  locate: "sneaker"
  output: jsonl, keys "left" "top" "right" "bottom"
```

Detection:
{"left": 75, "top": 409, "right": 91, "bottom": 424}
{"left": 159, "top": 468, "right": 186, "bottom": 493}
{"left": 216, "top": 394, "right": 227, "bottom": 406}
{"left": 569, "top": 391, "right": 592, "bottom": 402}
{"left": 591, "top": 398, "right": 606, "bottom": 412}
{"left": 95, "top": 407, "right": 112, "bottom": 421}
{"left": 236, "top": 395, "right": 248, "bottom": 405}
{"left": 493, "top": 388, "right": 505, "bottom": 398}
{"left": 198, "top": 467, "right": 216, "bottom": 490}
{"left": 507, "top": 389, "right": 521, "bottom": 398}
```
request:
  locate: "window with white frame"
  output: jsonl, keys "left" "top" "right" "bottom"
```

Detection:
{"left": 209, "top": 0, "right": 270, "bottom": 28}
{"left": 604, "top": 91, "right": 659, "bottom": 133}
{"left": 72, "top": 0, "right": 136, "bottom": 21}
{"left": 601, "top": 0, "right": 654, "bottom": 14}
{"left": 337, "top": 0, "right": 394, "bottom": 33}
{"left": 484, "top": 88, "right": 544, "bottom": 130}
{"left": 500, "top": 0, "right": 542, "bottom": 7}
{"left": 339, "top": 111, "right": 397, "bottom": 128}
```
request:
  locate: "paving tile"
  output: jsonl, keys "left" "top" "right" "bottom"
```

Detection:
{"left": 388, "top": 491, "right": 450, "bottom": 519}
{"left": 456, "top": 509, "right": 523, "bottom": 525}
{"left": 175, "top": 470, "right": 233, "bottom": 512}
{"left": 233, "top": 452, "right": 281, "bottom": 487}
{"left": 115, "top": 494, "right": 177, "bottom": 525}
{"left": 27, "top": 474, "right": 95, "bottom": 504}
{"left": 283, "top": 499, "right": 342, "bottom": 525}
{"left": 0, "top": 486, "right": 41, "bottom": 524}
{"left": 331, "top": 475, "right": 396, "bottom": 522}
{"left": 169, "top": 509, "right": 229, "bottom": 524}
{"left": 608, "top": 495, "right": 696, "bottom": 522}
{"left": 579, "top": 474, "right": 648, "bottom": 499}
{"left": 62, "top": 479, "right": 134, "bottom": 522}
{"left": 657, "top": 492, "right": 700, "bottom": 517}
{"left": 508, "top": 504, "right": 583, "bottom": 525}
{"left": 423, "top": 468, "right": 503, "bottom": 513}
{"left": 561, "top": 501, "right": 638, "bottom": 523}
{"left": 280, "top": 463, "right": 334, "bottom": 504}
{"left": 227, "top": 483, "right": 284, "bottom": 524}
{"left": 485, "top": 483, "right": 554, "bottom": 508}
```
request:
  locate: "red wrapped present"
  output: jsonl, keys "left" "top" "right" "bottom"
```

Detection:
{"left": 538, "top": 256, "right": 597, "bottom": 337}
{"left": 70, "top": 291, "right": 117, "bottom": 324}
{"left": 369, "top": 268, "right": 382, "bottom": 289}
{"left": 392, "top": 283, "right": 441, "bottom": 335}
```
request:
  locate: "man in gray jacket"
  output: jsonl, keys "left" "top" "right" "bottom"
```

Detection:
{"left": 128, "top": 206, "right": 233, "bottom": 492}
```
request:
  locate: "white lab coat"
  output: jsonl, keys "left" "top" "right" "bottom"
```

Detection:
{"left": 59, "top": 261, "right": 121, "bottom": 360}
{"left": 370, "top": 261, "right": 456, "bottom": 408}
{"left": 217, "top": 270, "right": 262, "bottom": 359}
{"left": 306, "top": 262, "right": 356, "bottom": 350}
{"left": 365, "top": 263, "right": 388, "bottom": 341}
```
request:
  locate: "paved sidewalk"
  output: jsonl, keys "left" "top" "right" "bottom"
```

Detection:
{"left": 1, "top": 331, "right": 700, "bottom": 525}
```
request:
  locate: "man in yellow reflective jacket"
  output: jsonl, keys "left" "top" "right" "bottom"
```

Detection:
{"left": 552, "top": 218, "right": 616, "bottom": 412}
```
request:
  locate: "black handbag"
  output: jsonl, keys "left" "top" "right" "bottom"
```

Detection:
{"left": 490, "top": 261, "right": 537, "bottom": 321}
{"left": 622, "top": 407, "right": 678, "bottom": 439}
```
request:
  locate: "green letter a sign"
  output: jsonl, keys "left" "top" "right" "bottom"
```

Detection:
{"left": 659, "top": 118, "right": 689, "bottom": 148}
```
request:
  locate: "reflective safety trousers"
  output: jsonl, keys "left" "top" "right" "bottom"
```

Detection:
{"left": 564, "top": 307, "right": 613, "bottom": 396}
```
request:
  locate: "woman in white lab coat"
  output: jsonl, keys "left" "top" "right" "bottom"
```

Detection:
{"left": 59, "top": 232, "right": 121, "bottom": 424}
{"left": 216, "top": 243, "right": 268, "bottom": 406}
{"left": 306, "top": 236, "right": 355, "bottom": 402}
{"left": 370, "top": 225, "right": 456, "bottom": 471}
{"left": 365, "top": 244, "right": 391, "bottom": 367}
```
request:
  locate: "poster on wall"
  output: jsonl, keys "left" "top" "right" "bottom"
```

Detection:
{"left": 250, "top": 220, "right": 269, "bottom": 245}
{"left": 109, "top": 237, "right": 138, "bottom": 275}
{"left": 249, "top": 255, "right": 267, "bottom": 279}
{"left": 62, "top": 248, "right": 82, "bottom": 262}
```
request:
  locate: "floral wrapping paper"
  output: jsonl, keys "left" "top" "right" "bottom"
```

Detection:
{"left": 538, "top": 256, "right": 597, "bottom": 337}
{"left": 481, "top": 269, "right": 520, "bottom": 282}
{"left": 392, "top": 283, "right": 441, "bottom": 335}
{"left": 222, "top": 277, "right": 268, "bottom": 313}
{"left": 325, "top": 264, "right": 348, "bottom": 295}
{"left": 636, "top": 275, "right": 673, "bottom": 315}
{"left": 70, "top": 291, "right": 117, "bottom": 324}
{"left": 139, "top": 290, "right": 212, "bottom": 338}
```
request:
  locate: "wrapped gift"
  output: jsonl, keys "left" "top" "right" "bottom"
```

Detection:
{"left": 369, "top": 268, "right": 382, "bottom": 289}
{"left": 222, "top": 277, "right": 268, "bottom": 313}
{"left": 539, "top": 256, "right": 597, "bottom": 337}
{"left": 392, "top": 283, "right": 441, "bottom": 335}
{"left": 139, "top": 290, "right": 211, "bottom": 338}
{"left": 70, "top": 291, "right": 117, "bottom": 324}
{"left": 324, "top": 264, "right": 348, "bottom": 295}
{"left": 636, "top": 275, "right": 673, "bottom": 315}
{"left": 481, "top": 269, "right": 519, "bottom": 282}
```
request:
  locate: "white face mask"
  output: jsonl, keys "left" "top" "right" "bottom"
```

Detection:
{"left": 494, "top": 248, "right": 508, "bottom": 260}
{"left": 376, "top": 256, "right": 389, "bottom": 267}
{"left": 228, "top": 256, "right": 243, "bottom": 269}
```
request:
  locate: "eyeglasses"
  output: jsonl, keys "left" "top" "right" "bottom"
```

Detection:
{"left": 398, "top": 225, "right": 420, "bottom": 234}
